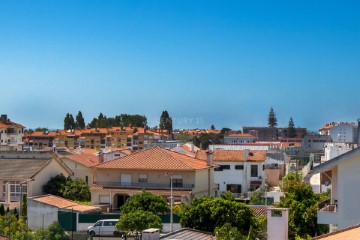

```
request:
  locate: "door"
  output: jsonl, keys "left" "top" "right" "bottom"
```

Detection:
{"left": 121, "top": 174, "right": 132, "bottom": 186}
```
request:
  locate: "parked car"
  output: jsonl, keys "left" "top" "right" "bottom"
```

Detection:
{"left": 87, "top": 219, "right": 122, "bottom": 237}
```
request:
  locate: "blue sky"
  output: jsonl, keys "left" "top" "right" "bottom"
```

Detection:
{"left": 0, "top": 0, "right": 359, "bottom": 131}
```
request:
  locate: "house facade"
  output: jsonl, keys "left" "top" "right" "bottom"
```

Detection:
{"left": 0, "top": 114, "right": 25, "bottom": 151}
{"left": 310, "top": 147, "right": 360, "bottom": 231}
{"left": 91, "top": 146, "right": 217, "bottom": 211}
{"left": 224, "top": 133, "right": 256, "bottom": 144}
{"left": 196, "top": 149, "right": 266, "bottom": 197}
{"left": 319, "top": 122, "right": 357, "bottom": 143}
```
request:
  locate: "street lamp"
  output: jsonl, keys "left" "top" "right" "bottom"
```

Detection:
{"left": 19, "top": 178, "right": 34, "bottom": 217}
{"left": 165, "top": 172, "right": 173, "bottom": 232}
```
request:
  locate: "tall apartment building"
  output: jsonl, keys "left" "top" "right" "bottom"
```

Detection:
{"left": 0, "top": 114, "right": 25, "bottom": 151}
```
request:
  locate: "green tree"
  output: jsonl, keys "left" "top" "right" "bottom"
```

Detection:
{"left": 34, "top": 221, "right": 71, "bottom": 240}
{"left": 249, "top": 189, "right": 266, "bottom": 205}
{"left": 175, "top": 133, "right": 192, "bottom": 142}
{"left": 220, "top": 127, "right": 231, "bottom": 136}
{"left": 210, "top": 124, "right": 216, "bottom": 130}
{"left": 75, "top": 111, "right": 85, "bottom": 129}
{"left": 179, "top": 196, "right": 257, "bottom": 235}
{"left": 0, "top": 213, "right": 32, "bottom": 239}
{"left": 64, "top": 113, "right": 71, "bottom": 130}
{"left": 287, "top": 117, "right": 297, "bottom": 138}
{"left": 61, "top": 178, "right": 91, "bottom": 201}
{"left": 121, "top": 191, "right": 169, "bottom": 214}
{"left": 43, "top": 174, "right": 69, "bottom": 197}
{"left": 268, "top": 107, "right": 277, "bottom": 128}
{"left": 159, "top": 110, "right": 173, "bottom": 136}
{"left": 215, "top": 223, "right": 245, "bottom": 240}
{"left": 116, "top": 210, "right": 161, "bottom": 240}
{"left": 21, "top": 194, "right": 27, "bottom": 217}
{"left": 13, "top": 208, "right": 18, "bottom": 219}
{"left": 193, "top": 133, "right": 221, "bottom": 150}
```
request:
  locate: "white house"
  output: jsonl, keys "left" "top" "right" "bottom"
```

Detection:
{"left": 224, "top": 134, "right": 256, "bottom": 144}
{"left": 319, "top": 122, "right": 357, "bottom": 143}
{"left": 309, "top": 147, "right": 360, "bottom": 232}
{"left": 196, "top": 149, "right": 266, "bottom": 197}
{"left": 0, "top": 114, "right": 25, "bottom": 151}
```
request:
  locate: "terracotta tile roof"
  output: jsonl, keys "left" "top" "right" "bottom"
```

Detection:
{"left": 91, "top": 186, "right": 191, "bottom": 196}
{"left": 0, "top": 121, "right": 25, "bottom": 129}
{"left": 30, "top": 131, "right": 57, "bottom": 137}
{"left": 227, "top": 133, "right": 254, "bottom": 137}
{"left": 195, "top": 150, "right": 266, "bottom": 162}
{"left": 314, "top": 223, "right": 360, "bottom": 240}
{"left": 60, "top": 153, "right": 100, "bottom": 167}
{"left": 30, "top": 194, "right": 100, "bottom": 213}
{"left": 93, "top": 146, "right": 212, "bottom": 171}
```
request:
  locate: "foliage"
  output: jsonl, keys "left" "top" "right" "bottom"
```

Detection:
{"left": 287, "top": 117, "right": 297, "bottom": 138}
{"left": 159, "top": 110, "right": 173, "bottom": 136}
{"left": 89, "top": 113, "right": 147, "bottom": 128}
{"left": 33, "top": 221, "right": 71, "bottom": 240}
{"left": 64, "top": 113, "right": 75, "bottom": 130}
{"left": 21, "top": 194, "right": 27, "bottom": 217}
{"left": 175, "top": 133, "right": 192, "bottom": 142}
{"left": 279, "top": 172, "right": 303, "bottom": 192}
{"left": 75, "top": 111, "right": 85, "bottom": 129}
{"left": 268, "top": 107, "right": 278, "bottom": 128}
{"left": 193, "top": 133, "right": 222, "bottom": 150}
{"left": 0, "top": 213, "right": 32, "bottom": 239}
{"left": 210, "top": 124, "right": 216, "bottom": 130}
{"left": 60, "top": 178, "right": 91, "bottom": 201}
{"left": 121, "top": 191, "right": 169, "bottom": 214}
{"left": 43, "top": 174, "right": 69, "bottom": 197}
{"left": 220, "top": 191, "right": 235, "bottom": 201}
{"left": 277, "top": 179, "right": 328, "bottom": 239}
{"left": 179, "top": 195, "right": 258, "bottom": 235}
{"left": 249, "top": 189, "right": 266, "bottom": 205}
{"left": 116, "top": 210, "right": 162, "bottom": 240}
{"left": 215, "top": 223, "right": 245, "bottom": 240}
{"left": 220, "top": 127, "right": 232, "bottom": 136}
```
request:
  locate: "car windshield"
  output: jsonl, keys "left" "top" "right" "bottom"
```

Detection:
{"left": 94, "top": 221, "right": 102, "bottom": 227}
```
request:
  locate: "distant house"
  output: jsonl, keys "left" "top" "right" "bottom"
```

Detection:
{"left": 309, "top": 147, "right": 360, "bottom": 232}
{"left": 91, "top": 146, "right": 217, "bottom": 211}
{"left": 196, "top": 150, "right": 266, "bottom": 197}
{"left": 224, "top": 133, "right": 256, "bottom": 144}
{"left": 319, "top": 122, "right": 358, "bottom": 143}
{"left": 0, "top": 151, "right": 72, "bottom": 206}
{"left": 0, "top": 114, "right": 25, "bottom": 151}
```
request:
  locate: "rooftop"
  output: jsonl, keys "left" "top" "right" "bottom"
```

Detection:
{"left": 195, "top": 150, "right": 266, "bottom": 162}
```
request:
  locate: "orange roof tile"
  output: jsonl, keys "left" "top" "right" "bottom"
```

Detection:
{"left": 314, "top": 224, "right": 360, "bottom": 240}
{"left": 0, "top": 121, "right": 25, "bottom": 129}
{"left": 61, "top": 153, "right": 100, "bottom": 167}
{"left": 94, "top": 146, "right": 212, "bottom": 171}
{"left": 195, "top": 150, "right": 266, "bottom": 162}
{"left": 30, "top": 195, "right": 100, "bottom": 213}
{"left": 227, "top": 133, "right": 254, "bottom": 137}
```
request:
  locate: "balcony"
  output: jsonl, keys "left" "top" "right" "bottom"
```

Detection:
{"left": 317, "top": 199, "right": 338, "bottom": 225}
{"left": 94, "top": 181, "right": 194, "bottom": 190}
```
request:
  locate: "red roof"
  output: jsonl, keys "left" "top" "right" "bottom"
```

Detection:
{"left": 60, "top": 153, "right": 100, "bottom": 167}
{"left": 94, "top": 146, "right": 212, "bottom": 171}
{"left": 227, "top": 133, "right": 254, "bottom": 137}
{"left": 195, "top": 150, "right": 266, "bottom": 162}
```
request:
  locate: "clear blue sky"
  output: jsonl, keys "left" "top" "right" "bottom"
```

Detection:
{"left": 1, "top": 0, "right": 359, "bottom": 131}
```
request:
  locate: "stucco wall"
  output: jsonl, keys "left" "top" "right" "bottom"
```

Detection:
{"left": 28, "top": 199, "right": 58, "bottom": 230}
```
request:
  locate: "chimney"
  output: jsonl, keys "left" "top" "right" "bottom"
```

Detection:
{"left": 1, "top": 114, "right": 7, "bottom": 124}
{"left": 98, "top": 151, "right": 104, "bottom": 163}
{"left": 244, "top": 149, "right": 250, "bottom": 162}
{"left": 206, "top": 150, "right": 213, "bottom": 166}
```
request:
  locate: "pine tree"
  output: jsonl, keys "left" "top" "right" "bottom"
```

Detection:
{"left": 211, "top": 125, "right": 215, "bottom": 130}
{"left": 159, "top": 111, "right": 173, "bottom": 136}
{"left": 76, "top": 111, "right": 85, "bottom": 129}
{"left": 287, "top": 117, "right": 297, "bottom": 138}
{"left": 69, "top": 114, "right": 75, "bottom": 130}
{"left": 64, "top": 113, "right": 70, "bottom": 130}
{"left": 268, "top": 107, "right": 278, "bottom": 128}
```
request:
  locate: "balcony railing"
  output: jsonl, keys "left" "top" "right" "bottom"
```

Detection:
{"left": 94, "top": 181, "right": 194, "bottom": 190}
{"left": 319, "top": 204, "right": 337, "bottom": 212}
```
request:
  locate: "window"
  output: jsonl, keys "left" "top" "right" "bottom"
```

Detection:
{"left": 227, "top": 184, "right": 241, "bottom": 193}
{"left": 99, "top": 195, "right": 110, "bottom": 204}
{"left": 235, "top": 165, "right": 244, "bottom": 170}
{"left": 251, "top": 165, "right": 258, "bottom": 177}
{"left": 138, "top": 174, "right": 148, "bottom": 183}
{"left": 171, "top": 176, "right": 183, "bottom": 188}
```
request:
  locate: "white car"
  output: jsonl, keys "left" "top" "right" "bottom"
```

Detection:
{"left": 87, "top": 219, "right": 122, "bottom": 237}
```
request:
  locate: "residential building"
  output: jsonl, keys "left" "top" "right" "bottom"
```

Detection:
{"left": 0, "top": 114, "right": 25, "bottom": 151}
{"left": 242, "top": 126, "right": 307, "bottom": 141}
{"left": 313, "top": 223, "right": 360, "bottom": 240}
{"left": 319, "top": 122, "right": 358, "bottom": 143}
{"left": 91, "top": 146, "right": 217, "bottom": 211}
{"left": 195, "top": 149, "right": 266, "bottom": 197}
{"left": 309, "top": 147, "right": 360, "bottom": 231}
{"left": 302, "top": 134, "right": 331, "bottom": 150}
{"left": 0, "top": 151, "right": 72, "bottom": 206}
{"left": 224, "top": 133, "right": 256, "bottom": 144}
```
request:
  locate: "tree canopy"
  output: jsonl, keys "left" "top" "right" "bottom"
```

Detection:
{"left": 192, "top": 133, "right": 222, "bottom": 150}
{"left": 268, "top": 107, "right": 278, "bottom": 127}
{"left": 43, "top": 174, "right": 69, "bottom": 197}
{"left": 159, "top": 110, "right": 173, "bottom": 136}
{"left": 287, "top": 117, "right": 297, "bottom": 138}
{"left": 75, "top": 111, "right": 85, "bottom": 129}
{"left": 89, "top": 113, "right": 147, "bottom": 128}
{"left": 179, "top": 195, "right": 258, "bottom": 235}
{"left": 116, "top": 210, "right": 162, "bottom": 240}
{"left": 121, "top": 191, "right": 169, "bottom": 214}
{"left": 64, "top": 113, "right": 75, "bottom": 130}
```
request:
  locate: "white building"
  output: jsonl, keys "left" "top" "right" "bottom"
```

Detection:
{"left": 310, "top": 147, "right": 360, "bottom": 231}
{"left": 0, "top": 114, "right": 25, "bottom": 151}
{"left": 196, "top": 150, "right": 266, "bottom": 197}
{"left": 319, "top": 122, "right": 357, "bottom": 143}
{"left": 224, "top": 133, "right": 256, "bottom": 144}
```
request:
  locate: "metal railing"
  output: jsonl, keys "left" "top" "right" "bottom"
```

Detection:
{"left": 94, "top": 181, "right": 194, "bottom": 190}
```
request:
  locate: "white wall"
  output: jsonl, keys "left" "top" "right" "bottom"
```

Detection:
{"left": 28, "top": 199, "right": 58, "bottom": 230}
{"left": 267, "top": 208, "right": 288, "bottom": 240}
{"left": 330, "top": 125, "right": 356, "bottom": 143}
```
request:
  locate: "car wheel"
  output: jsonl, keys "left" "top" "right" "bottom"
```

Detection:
{"left": 114, "top": 231, "right": 122, "bottom": 237}
{"left": 89, "top": 231, "right": 96, "bottom": 237}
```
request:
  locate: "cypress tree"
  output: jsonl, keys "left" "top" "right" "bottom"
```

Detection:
{"left": 268, "top": 107, "right": 278, "bottom": 128}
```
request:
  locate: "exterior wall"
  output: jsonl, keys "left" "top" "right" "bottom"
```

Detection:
{"left": 265, "top": 169, "right": 280, "bottom": 187}
{"left": 193, "top": 169, "right": 213, "bottom": 196}
{"left": 210, "top": 144, "right": 272, "bottom": 151}
{"left": 224, "top": 136, "right": 255, "bottom": 144}
{"left": 62, "top": 159, "right": 93, "bottom": 186}
{"left": 214, "top": 161, "right": 264, "bottom": 195}
{"left": 28, "top": 199, "right": 58, "bottom": 230}
{"left": 267, "top": 208, "right": 288, "bottom": 240}
{"left": 324, "top": 143, "right": 354, "bottom": 161}
{"left": 31, "top": 159, "right": 71, "bottom": 197}
{"left": 330, "top": 125, "right": 356, "bottom": 143}
{"left": 302, "top": 135, "right": 331, "bottom": 150}
{"left": 0, "top": 125, "right": 24, "bottom": 151}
